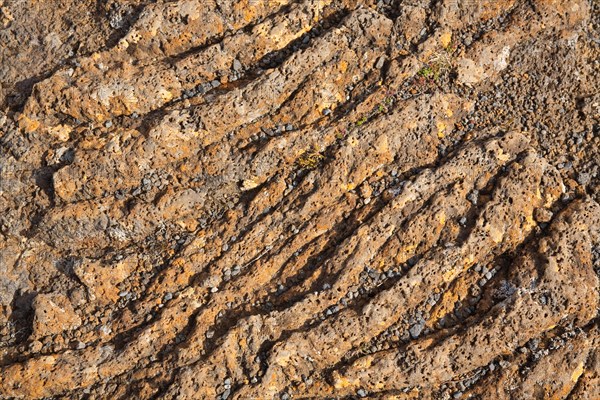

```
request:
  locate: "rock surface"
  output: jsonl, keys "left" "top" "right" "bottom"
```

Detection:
{"left": 1, "top": 0, "right": 599, "bottom": 399}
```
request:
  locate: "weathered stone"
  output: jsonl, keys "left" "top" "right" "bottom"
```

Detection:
{"left": 31, "top": 294, "right": 82, "bottom": 339}
{"left": 0, "top": 0, "right": 598, "bottom": 399}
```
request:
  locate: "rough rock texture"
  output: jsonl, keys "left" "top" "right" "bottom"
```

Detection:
{"left": 1, "top": 0, "right": 599, "bottom": 399}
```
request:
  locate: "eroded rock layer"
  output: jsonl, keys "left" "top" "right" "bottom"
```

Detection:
{"left": 1, "top": 0, "right": 599, "bottom": 399}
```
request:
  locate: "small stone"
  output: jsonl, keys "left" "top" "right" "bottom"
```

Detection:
{"left": 409, "top": 323, "right": 423, "bottom": 339}
{"left": 29, "top": 340, "right": 42, "bottom": 352}
{"left": 577, "top": 172, "right": 592, "bottom": 186}
{"left": 233, "top": 59, "right": 242, "bottom": 72}
{"left": 322, "top": 108, "right": 331, "bottom": 116}
{"left": 221, "top": 388, "right": 231, "bottom": 399}
{"left": 206, "top": 330, "right": 215, "bottom": 339}
{"left": 357, "top": 388, "right": 367, "bottom": 398}
{"left": 104, "top": 120, "right": 113, "bottom": 128}
{"left": 467, "top": 190, "right": 479, "bottom": 205}
{"left": 533, "top": 207, "right": 553, "bottom": 223}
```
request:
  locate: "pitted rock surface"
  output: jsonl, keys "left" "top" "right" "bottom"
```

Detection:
{"left": 1, "top": 0, "right": 599, "bottom": 399}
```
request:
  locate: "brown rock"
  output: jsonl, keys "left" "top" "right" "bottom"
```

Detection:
{"left": 0, "top": 0, "right": 598, "bottom": 398}
{"left": 31, "top": 294, "right": 82, "bottom": 340}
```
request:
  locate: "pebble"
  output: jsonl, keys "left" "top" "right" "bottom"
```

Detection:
{"left": 534, "top": 207, "right": 553, "bottom": 223}
{"left": 29, "top": 340, "right": 42, "bottom": 352}
{"left": 577, "top": 172, "right": 591, "bottom": 186}
{"left": 233, "top": 59, "right": 242, "bottom": 72}
{"left": 221, "top": 388, "right": 231, "bottom": 399}
{"left": 467, "top": 190, "right": 479, "bottom": 205}
{"left": 357, "top": 388, "right": 367, "bottom": 398}
{"left": 409, "top": 323, "right": 424, "bottom": 339}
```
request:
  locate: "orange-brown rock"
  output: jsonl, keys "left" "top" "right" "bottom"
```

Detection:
{"left": 0, "top": 0, "right": 598, "bottom": 399}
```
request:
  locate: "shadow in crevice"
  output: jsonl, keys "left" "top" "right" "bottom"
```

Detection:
{"left": 0, "top": 291, "right": 37, "bottom": 366}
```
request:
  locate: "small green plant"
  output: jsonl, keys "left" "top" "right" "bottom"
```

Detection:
{"left": 335, "top": 128, "right": 347, "bottom": 140}
{"left": 417, "top": 50, "right": 454, "bottom": 83}
{"left": 418, "top": 65, "right": 436, "bottom": 80}
{"left": 355, "top": 116, "right": 368, "bottom": 127}
{"left": 297, "top": 147, "right": 325, "bottom": 170}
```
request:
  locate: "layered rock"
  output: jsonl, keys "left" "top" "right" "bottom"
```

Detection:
{"left": 0, "top": 0, "right": 598, "bottom": 399}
